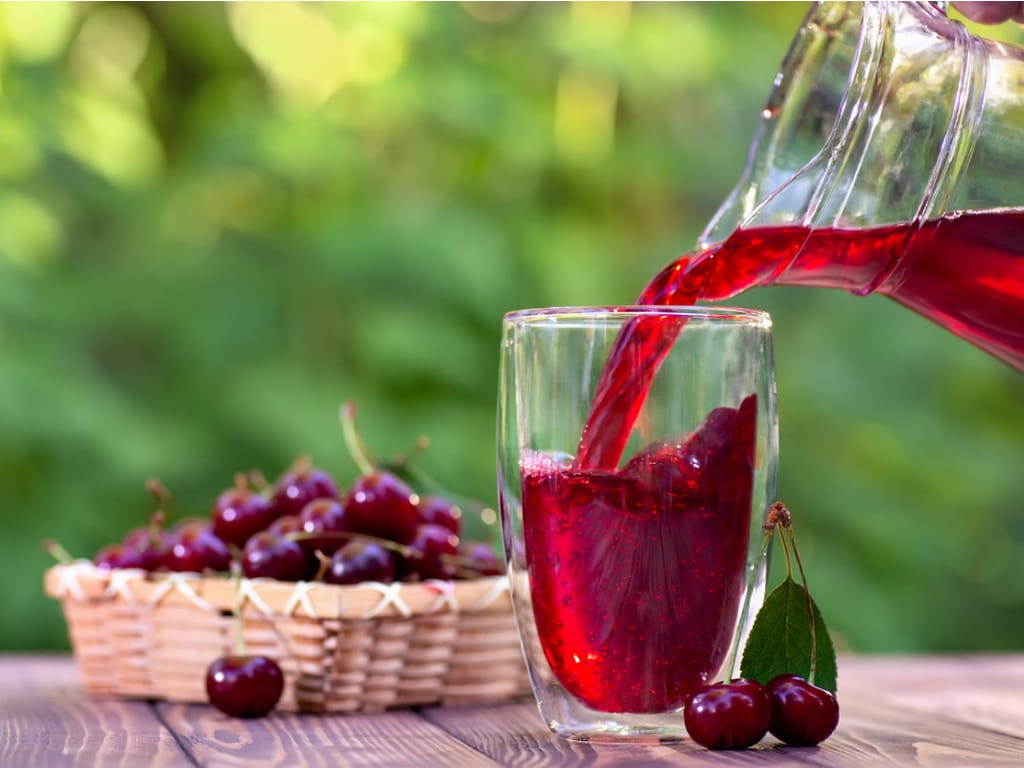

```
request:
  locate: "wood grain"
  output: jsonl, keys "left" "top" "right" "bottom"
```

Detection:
{"left": 4, "top": 654, "right": 1024, "bottom": 767}
{"left": 155, "top": 701, "right": 501, "bottom": 768}
{"left": 0, "top": 655, "right": 193, "bottom": 768}
{"left": 423, "top": 656, "right": 1024, "bottom": 767}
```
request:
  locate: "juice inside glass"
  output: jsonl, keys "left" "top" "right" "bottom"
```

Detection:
{"left": 498, "top": 306, "right": 778, "bottom": 741}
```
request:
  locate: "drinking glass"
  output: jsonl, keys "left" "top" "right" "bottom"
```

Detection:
{"left": 498, "top": 306, "right": 778, "bottom": 741}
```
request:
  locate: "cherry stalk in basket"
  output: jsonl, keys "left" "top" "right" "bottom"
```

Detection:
{"left": 206, "top": 577, "right": 284, "bottom": 718}
{"left": 95, "top": 479, "right": 172, "bottom": 571}
{"left": 340, "top": 403, "right": 421, "bottom": 545}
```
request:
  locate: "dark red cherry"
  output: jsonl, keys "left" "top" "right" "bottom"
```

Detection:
{"left": 212, "top": 474, "right": 276, "bottom": 547}
{"left": 401, "top": 524, "right": 459, "bottom": 580}
{"left": 241, "top": 532, "right": 310, "bottom": 581}
{"left": 121, "top": 530, "right": 169, "bottom": 571}
{"left": 116, "top": 488, "right": 172, "bottom": 571}
{"left": 94, "top": 543, "right": 148, "bottom": 570}
{"left": 271, "top": 458, "right": 338, "bottom": 517}
{"left": 164, "top": 523, "right": 232, "bottom": 573}
{"left": 765, "top": 674, "right": 839, "bottom": 746}
{"left": 458, "top": 540, "right": 504, "bottom": 576}
{"left": 205, "top": 655, "right": 284, "bottom": 718}
{"left": 323, "top": 540, "right": 395, "bottom": 585}
{"left": 345, "top": 472, "right": 419, "bottom": 544}
{"left": 684, "top": 678, "right": 770, "bottom": 750}
{"left": 297, "top": 498, "right": 350, "bottom": 555}
{"left": 416, "top": 496, "right": 461, "bottom": 536}
{"left": 267, "top": 514, "right": 303, "bottom": 537}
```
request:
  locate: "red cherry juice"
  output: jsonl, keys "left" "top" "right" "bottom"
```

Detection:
{"left": 522, "top": 395, "right": 757, "bottom": 713}
{"left": 577, "top": 209, "right": 1024, "bottom": 470}
{"left": 520, "top": 208, "right": 1023, "bottom": 713}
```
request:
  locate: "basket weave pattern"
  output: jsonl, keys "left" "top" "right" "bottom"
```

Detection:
{"left": 45, "top": 563, "right": 530, "bottom": 712}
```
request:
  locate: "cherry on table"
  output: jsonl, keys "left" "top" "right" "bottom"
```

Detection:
{"left": 345, "top": 472, "right": 420, "bottom": 544}
{"left": 241, "top": 532, "right": 311, "bottom": 582}
{"left": 205, "top": 655, "right": 284, "bottom": 718}
{"left": 323, "top": 540, "right": 395, "bottom": 585}
{"left": 212, "top": 473, "right": 276, "bottom": 547}
{"left": 765, "top": 674, "right": 839, "bottom": 746}
{"left": 683, "top": 678, "right": 770, "bottom": 750}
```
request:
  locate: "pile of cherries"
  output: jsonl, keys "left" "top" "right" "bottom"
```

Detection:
{"left": 684, "top": 675, "right": 839, "bottom": 749}
{"left": 93, "top": 462, "right": 503, "bottom": 586}
{"left": 87, "top": 408, "right": 503, "bottom": 719}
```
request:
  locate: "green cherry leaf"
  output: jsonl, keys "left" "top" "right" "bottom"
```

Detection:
{"left": 739, "top": 575, "right": 838, "bottom": 694}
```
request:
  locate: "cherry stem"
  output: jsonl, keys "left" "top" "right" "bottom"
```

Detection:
{"left": 785, "top": 523, "right": 818, "bottom": 685}
{"left": 147, "top": 511, "right": 166, "bottom": 547}
{"left": 390, "top": 435, "right": 431, "bottom": 471}
{"left": 248, "top": 470, "right": 269, "bottom": 494}
{"left": 340, "top": 402, "right": 377, "bottom": 477}
{"left": 287, "top": 530, "right": 415, "bottom": 559}
{"left": 776, "top": 523, "right": 794, "bottom": 580}
{"left": 146, "top": 478, "right": 171, "bottom": 515}
{"left": 312, "top": 550, "right": 331, "bottom": 582}
{"left": 231, "top": 569, "right": 247, "bottom": 657}
{"left": 43, "top": 540, "right": 75, "bottom": 565}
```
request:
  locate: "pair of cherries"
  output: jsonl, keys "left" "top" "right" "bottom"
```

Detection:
{"left": 684, "top": 675, "right": 839, "bottom": 749}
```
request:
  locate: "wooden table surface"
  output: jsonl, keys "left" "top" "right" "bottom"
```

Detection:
{"left": 3, "top": 654, "right": 1024, "bottom": 767}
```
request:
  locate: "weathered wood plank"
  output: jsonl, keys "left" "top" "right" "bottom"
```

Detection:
{"left": 0, "top": 654, "right": 194, "bottom": 768}
{"left": 6, "top": 654, "right": 1024, "bottom": 767}
{"left": 839, "top": 654, "right": 1024, "bottom": 742}
{"left": 422, "top": 657, "right": 1024, "bottom": 767}
{"left": 155, "top": 700, "right": 501, "bottom": 768}
{"left": 422, "top": 700, "right": 857, "bottom": 767}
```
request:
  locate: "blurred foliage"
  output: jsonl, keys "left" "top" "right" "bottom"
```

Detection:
{"left": 1, "top": 2, "right": 1021, "bottom": 653}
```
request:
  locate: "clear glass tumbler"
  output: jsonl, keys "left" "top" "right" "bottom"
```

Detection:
{"left": 498, "top": 306, "right": 778, "bottom": 741}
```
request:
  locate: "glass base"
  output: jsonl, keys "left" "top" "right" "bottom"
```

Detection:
{"left": 535, "top": 693, "right": 689, "bottom": 743}
{"left": 552, "top": 721, "right": 687, "bottom": 744}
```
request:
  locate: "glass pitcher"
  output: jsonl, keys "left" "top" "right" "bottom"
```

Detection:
{"left": 692, "top": 1, "right": 1024, "bottom": 370}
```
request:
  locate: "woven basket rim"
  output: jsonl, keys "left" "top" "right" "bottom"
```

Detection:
{"left": 44, "top": 563, "right": 512, "bottom": 620}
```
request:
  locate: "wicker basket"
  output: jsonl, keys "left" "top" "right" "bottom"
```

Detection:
{"left": 44, "top": 563, "right": 531, "bottom": 712}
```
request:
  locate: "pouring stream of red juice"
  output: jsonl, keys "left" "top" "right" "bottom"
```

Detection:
{"left": 578, "top": 208, "right": 1024, "bottom": 470}
{"left": 522, "top": 208, "right": 1023, "bottom": 714}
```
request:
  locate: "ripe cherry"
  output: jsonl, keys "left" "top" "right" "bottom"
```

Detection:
{"left": 270, "top": 457, "right": 338, "bottom": 517}
{"left": 164, "top": 522, "right": 232, "bottom": 573}
{"left": 212, "top": 474, "right": 276, "bottom": 547}
{"left": 241, "top": 532, "right": 310, "bottom": 581}
{"left": 345, "top": 472, "right": 420, "bottom": 544}
{"left": 296, "top": 498, "right": 350, "bottom": 555}
{"left": 267, "top": 514, "right": 303, "bottom": 537}
{"left": 206, "top": 655, "right": 284, "bottom": 718}
{"left": 94, "top": 543, "right": 149, "bottom": 571}
{"left": 323, "top": 540, "right": 395, "bottom": 585}
{"left": 765, "top": 674, "right": 839, "bottom": 746}
{"left": 683, "top": 678, "right": 770, "bottom": 750}
{"left": 416, "top": 496, "right": 461, "bottom": 537}
{"left": 401, "top": 523, "right": 459, "bottom": 580}
{"left": 458, "top": 540, "right": 504, "bottom": 576}
{"left": 99, "top": 480, "right": 172, "bottom": 571}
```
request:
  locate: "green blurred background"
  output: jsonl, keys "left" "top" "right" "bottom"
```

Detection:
{"left": 2, "top": 2, "right": 1022, "bottom": 653}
